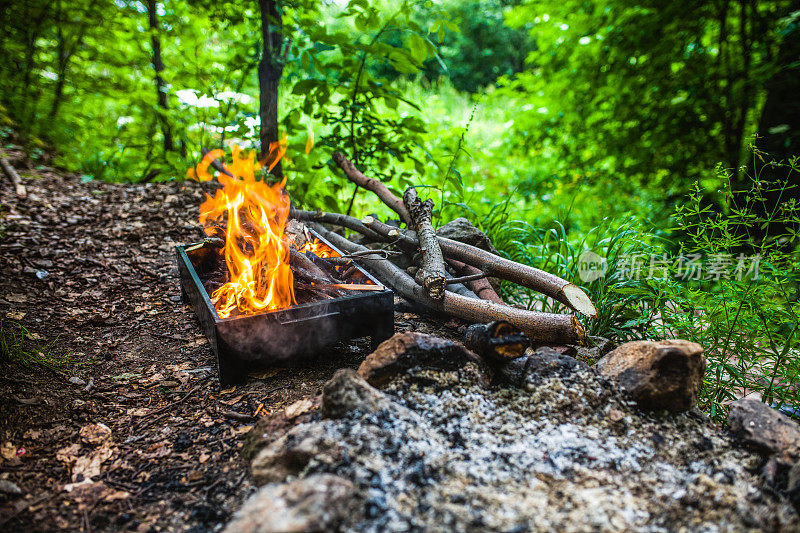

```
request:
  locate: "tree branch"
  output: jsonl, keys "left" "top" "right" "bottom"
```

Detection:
{"left": 332, "top": 152, "right": 413, "bottom": 226}
{"left": 403, "top": 187, "right": 446, "bottom": 299}
{"left": 313, "top": 224, "right": 586, "bottom": 344}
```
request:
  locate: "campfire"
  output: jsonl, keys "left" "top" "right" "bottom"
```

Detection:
{"left": 178, "top": 143, "right": 598, "bottom": 386}
{"left": 188, "top": 144, "right": 379, "bottom": 320}
{"left": 177, "top": 144, "right": 394, "bottom": 385}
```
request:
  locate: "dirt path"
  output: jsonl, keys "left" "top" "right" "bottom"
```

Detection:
{"left": 0, "top": 161, "right": 459, "bottom": 531}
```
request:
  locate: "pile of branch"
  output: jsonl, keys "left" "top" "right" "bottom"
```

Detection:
{"left": 288, "top": 152, "right": 597, "bottom": 345}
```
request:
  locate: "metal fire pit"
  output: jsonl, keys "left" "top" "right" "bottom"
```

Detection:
{"left": 177, "top": 229, "right": 394, "bottom": 386}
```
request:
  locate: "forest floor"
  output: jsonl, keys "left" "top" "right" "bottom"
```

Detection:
{"left": 0, "top": 154, "right": 463, "bottom": 532}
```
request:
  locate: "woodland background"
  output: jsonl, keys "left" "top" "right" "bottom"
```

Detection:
{"left": 1, "top": 0, "right": 799, "bottom": 420}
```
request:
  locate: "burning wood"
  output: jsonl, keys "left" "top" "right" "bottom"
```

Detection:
{"left": 465, "top": 321, "right": 530, "bottom": 361}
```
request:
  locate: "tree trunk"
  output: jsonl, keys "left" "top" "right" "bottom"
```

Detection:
{"left": 258, "top": 0, "right": 283, "bottom": 179}
{"left": 747, "top": 21, "right": 800, "bottom": 235}
{"left": 146, "top": 0, "right": 174, "bottom": 153}
{"left": 753, "top": 25, "right": 800, "bottom": 178}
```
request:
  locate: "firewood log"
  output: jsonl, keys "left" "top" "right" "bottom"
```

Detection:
{"left": 291, "top": 210, "right": 597, "bottom": 318}
{"left": 313, "top": 224, "right": 587, "bottom": 344}
{"left": 403, "top": 187, "right": 446, "bottom": 300}
{"left": 332, "top": 152, "right": 413, "bottom": 226}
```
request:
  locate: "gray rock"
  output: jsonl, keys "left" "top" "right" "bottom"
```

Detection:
{"left": 251, "top": 423, "right": 343, "bottom": 485}
{"left": 321, "top": 369, "right": 392, "bottom": 419}
{"left": 225, "top": 474, "right": 358, "bottom": 533}
{"left": 596, "top": 339, "right": 706, "bottom": 412}
{"left": 500, "top": 347, "right": 591, "bottom": 387}
{"left": 0, "top": 480, "right": 22, "bottom": 496}
{"left": 436, "top": 217, "right": 498, "bottom": 254}
{"left": 728, "top": 398, "right": 800, "bottom": 454}
{"left": 68, "top": 376, "right": 86, "bottom": 386}
{"left": 357, "top": 332, "right": 482, "bottom": 387}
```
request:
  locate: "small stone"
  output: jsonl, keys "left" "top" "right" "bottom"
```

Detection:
{"left": 69, "top": 376, "right": 86, "bottom": 386}
{"left": 727, "top": 398, "right": 800, "bottom": 455}
{"left": 500, "top": 347, "right": 590, "bottom": 387}
{"left": 0, "top": 480, "right": 22, "bottom": 496}
{"left": 607, "top": 408, "right": 625, "bottom": 422}
{"left": 596, "top": 339, "right": 706, "bottom": 412}
{"left": 225, "top": 474, "right": 358, "bottom": 533}
{"left": 357, "top": 332, "right": 481, "bottom": 386}
{"left": 322, "top": 369, "right": 391, "bottom": 419}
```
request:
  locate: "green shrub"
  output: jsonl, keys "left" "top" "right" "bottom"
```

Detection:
{"left": 484, "top": 154, "right": 800, "bottom": 421}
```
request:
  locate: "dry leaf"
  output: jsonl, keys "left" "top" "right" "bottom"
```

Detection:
{"left": 72, "top": 444, "right": 115, "bottom": 482}
{"left": 219, "top": 394, "right": 244, "bottom": 406}
{"left": 56, "top": 443, "right": 81, "bottom": 464}
{"left": 285, "top": 399, "right": 314, "bottom": 419}
{"left": 80, "top": 423, "right": 112, "bottom": 446}
{"left": 1, "top": 441, "right": 17, "bottom": 460}
{"left": 6, "top": 311, "right": 26, "bottom": 320}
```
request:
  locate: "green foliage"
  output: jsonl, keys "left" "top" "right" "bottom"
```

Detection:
{"left": 0, "top": 321, "right": 79, "bottom": 373}
{"left": 499, "top": 0, "right": 796, "bottom": 196}
{"left": 486, "top": 153, "right": 799, "bottom": 421}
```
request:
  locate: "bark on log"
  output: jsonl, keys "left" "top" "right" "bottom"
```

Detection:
{"left": 446, "top": 258, "right": 504, "bottom": 304}
{"left": 289, "top": 209, "right": 383, "bottom": 242}
{"left": 403, "top": 187, "right": 447, "bottom": 300}
{"left": 0, "top": 157, "right": 26, "bottom": 198}
{"left": 314, "top": 224, "right": 586, "bottom": 344}
{"left": 331, "top": 152, "right": 413, "bottom": 226}
{"left": 290, "top": 210, "right": 596, "bottom": 317}
{"left": 408, "top": 266, "right": 479, "bottom": 300}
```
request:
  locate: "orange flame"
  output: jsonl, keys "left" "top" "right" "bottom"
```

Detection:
{"left": 298, "top": 238, "right": 340, "bottom": 259}
{"left": 193, "top": 143, "right": 294, "bottom": 318}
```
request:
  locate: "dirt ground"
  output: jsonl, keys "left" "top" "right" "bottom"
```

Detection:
{"left": 0, "top": 155, "right": 463, "bottom": 532}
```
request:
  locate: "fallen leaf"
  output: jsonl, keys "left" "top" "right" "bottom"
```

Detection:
{"left": 56, "top": 443, "right": 81, "bottom": 464}
{"left": 1, "top": 442, "right": 17, "bottom": 460}
{"left": 72, "top": 444, "right": 115, "bottom": 482}
{"left": 6, "top": 311, "right": 26, "bottom": 320}
{"left": 23, "top": 429, "right": 43, "bottom": 440}
{"left": 80, "top": 423, "right": 112, "bottom": 446}
{"left": 219, "top": 394, "right": 244, "bottom": 406}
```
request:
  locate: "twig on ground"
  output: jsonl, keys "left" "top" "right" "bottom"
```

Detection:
{"left": 0, "top": 156, "right": 27, "bottom": 198}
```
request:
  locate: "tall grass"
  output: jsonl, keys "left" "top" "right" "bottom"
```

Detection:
{"left": 479, "top": 155, "right": 799, "bottom": 421}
